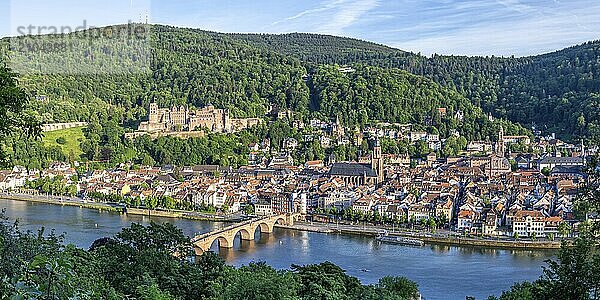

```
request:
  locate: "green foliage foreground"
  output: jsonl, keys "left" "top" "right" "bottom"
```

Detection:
{"left": 487, "top": 234, "right": 600, "bottom": 300}
{"left": 0, "top": 214, "right": 420, "bottom": 300}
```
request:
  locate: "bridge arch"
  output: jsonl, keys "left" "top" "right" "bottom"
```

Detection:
{"left": 236, "top": 228, "right": 253, "bottom": 240}
{"left": 216, "top": 236, "right": 231, "bottom": 248}
{"left": 192, "top": 213, "right": 303, "bottom": 255}
{"left": 257, "top": 222, "right": 273, "bottom": 234}
{"left": 210, "top": 235, "right": 233, "bottom": 249}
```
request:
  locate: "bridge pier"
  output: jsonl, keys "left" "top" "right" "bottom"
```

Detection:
{"left": 194, "top": 246, "right": 205, "bottom": 256}
{"left": 239, "top": 228, "right": 253, "bottom": 240}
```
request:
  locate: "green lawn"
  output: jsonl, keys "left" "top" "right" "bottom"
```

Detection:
{"left": 42, "top": 126, "right": 86, "bottom": 158}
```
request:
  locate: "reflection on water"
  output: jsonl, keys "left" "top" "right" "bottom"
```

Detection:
{"left": 427, "top": 243, "right": 555, "bottom": 258}
{"left": 1, "top": 198, "right": 556, "bottom": 300}
{"left": 429, "top": 244, "right": 452, "bottom": 254}
{"left": 215, "top": 231, "right": 278, "bottom": 260}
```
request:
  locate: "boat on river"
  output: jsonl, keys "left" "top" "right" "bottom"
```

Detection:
{"left": 376, "top": 233, "right": 425, "bottom": 246}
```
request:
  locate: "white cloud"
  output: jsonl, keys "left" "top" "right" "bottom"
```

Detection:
{"left": 269, "top": 0, "right": 380, "bottom": 35}
{"left": 271, "top": 0, "right": 346, "bottom": 26}
{"left": 393, "top": 8, "right": 600, "bottom": 56}
{"left": 384, "top": 0, "right": 600, "bottom": 56}
{"left": 495, "top": 0, "right": 534, "bottom": 14}
{"left": 317, "top": 0, "right": 380, "bottom": 35}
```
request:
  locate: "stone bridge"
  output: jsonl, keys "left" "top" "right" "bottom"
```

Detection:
{"left": 192, "top": 213, "right": 302, "bottom": 255}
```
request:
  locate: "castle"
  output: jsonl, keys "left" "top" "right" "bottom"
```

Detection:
{"left": 137, "top": 103, "right": 262, "bottom": 134}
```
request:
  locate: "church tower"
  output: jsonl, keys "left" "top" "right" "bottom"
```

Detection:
{"left": 333, "top": 115, "right": 344, "bottom": 137}
{"left": 371, "top": 139, "right": 384, "bottom": 183}
{"left": 497, "top": 125, "right": 505, "bottom": 157}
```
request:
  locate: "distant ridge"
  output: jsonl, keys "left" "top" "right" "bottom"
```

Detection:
{"left": 229, "top": 32, "right": 600, "bottom": 143}
{"left": 2, "top": 24, "right": 598, "bottom": 142}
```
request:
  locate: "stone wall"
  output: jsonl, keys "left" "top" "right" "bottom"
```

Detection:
{"left": 41, "top": 122, "right": 88, "bottom": 132}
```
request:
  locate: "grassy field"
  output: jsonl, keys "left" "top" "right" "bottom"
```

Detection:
{"left": 42, "top": 126, "right": 86, "bottom": 158}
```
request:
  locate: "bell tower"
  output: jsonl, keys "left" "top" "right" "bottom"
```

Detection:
{"left": 497, "top": 125, "right": 505, "bottom": 157}
{"left": 371, "top": 139, "right": 384, "bottom": 183}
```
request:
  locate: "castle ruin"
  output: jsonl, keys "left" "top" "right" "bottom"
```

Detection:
{"left": 137, "top": 103, "right": 262, "bottom": 134}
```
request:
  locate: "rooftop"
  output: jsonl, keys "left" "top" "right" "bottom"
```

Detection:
{"left": 329, "top": 162, "right": 377, "bottom": 178}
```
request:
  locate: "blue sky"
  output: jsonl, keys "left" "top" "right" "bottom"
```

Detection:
{"left": 2, "top": 0, "right": 600, "bottom": 56}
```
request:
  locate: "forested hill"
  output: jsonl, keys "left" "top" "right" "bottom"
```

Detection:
{"left": 232, "top": 33, "right": 600, "bottom": 143}
{"left": 0, "top": 24, "right": 520, "bottom": 142}
{"left": 309, "top": 65, "right": 520, "bottom": 141}
{"left": 1, "top": 25, "right": 310, "bottom": 125}
{"left": 229, "top": 32, "right": 415, "bottom": 66}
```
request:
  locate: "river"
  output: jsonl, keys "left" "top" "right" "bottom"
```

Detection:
{"left": 0, "top": 198, "right": 555, "bottom": 299}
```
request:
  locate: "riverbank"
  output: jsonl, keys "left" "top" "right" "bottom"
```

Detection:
{"left": 276, "top": 222, "right": 564, "bottom": 250}
{"left": 1, "top": 197, "right": 553, "bottom": 300}
{"left": 1, "top": 194, "right": 119, "bottom": 212}
{"left": 0, "top": 194, "right": 237, "bottom": 222}
{"left": 125, "top": 207, "right": 237, "bottom": 222}
{"left": 2, "top": 194, "right": 563, "bottom": 250}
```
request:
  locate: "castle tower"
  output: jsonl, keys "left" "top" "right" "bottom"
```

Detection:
{"left": 149, "top": 102, "right": 159, "bottom": 123}
{"left": 223, "top": 109, "right": 230, "bottom": 133}
{"left": 184, "top": 105, "right": 190, "bottom": 129}
{"left": 355, "top": 126, "right": 363, "bottom": 146}
{"left": 581, "top": 139, "right": 586, "bottom": 165}
{"left": 371, "top": 139, "right": 384, "bottom": 183}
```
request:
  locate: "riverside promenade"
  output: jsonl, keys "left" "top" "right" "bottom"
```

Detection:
{"left": 0, "top": 193, "right": 237, "bottom": 222}
{"left": 276, "top": 221, "right": 564, "bottom": 250}
{"left": 1, "top": 193, "right": 564, "bottom": 250}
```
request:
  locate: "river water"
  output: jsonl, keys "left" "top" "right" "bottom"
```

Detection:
{"left": 1, "top": 198, "right": 555, "bottom": 299}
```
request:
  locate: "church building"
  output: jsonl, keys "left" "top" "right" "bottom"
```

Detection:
{"left": 472, "top": 126, "right": 512, "bottom": 178}
{"left": 328, "top": 140, "right": 385, "bottom": 186}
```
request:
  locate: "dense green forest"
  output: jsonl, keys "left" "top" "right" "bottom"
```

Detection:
{"left": 0, "top": 25, "right": 519, "bottom": 134}
{"left": 233, "top": 33, "right": 600, "bottom": 143}
{"left": 229, "top": 32, "right": 414, "bottom": 66}
{"left": 0, "top": 25, "right": 535, "bottom": 167}
{"left": 1, "top": 25, "right": 310, "bottom": 125}
{"left": 308, "top": 64, "right": 528, "bottom": 141}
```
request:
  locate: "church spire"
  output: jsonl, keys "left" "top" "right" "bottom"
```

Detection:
{"left": 497, "top": 125, "right": 505, "bottom": 156}
{"left": 371, "top": 139, "right": 384, "bottom": 184}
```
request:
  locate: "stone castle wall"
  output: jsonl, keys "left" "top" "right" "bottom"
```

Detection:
{"left": 41, "top": 122, "right": 88, "bottom": 132}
